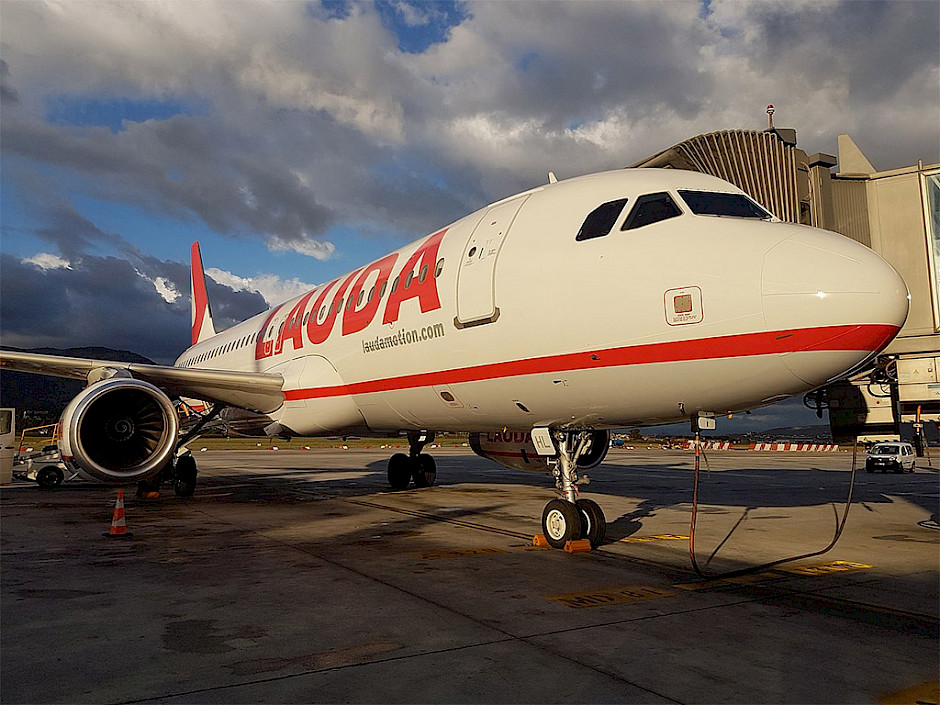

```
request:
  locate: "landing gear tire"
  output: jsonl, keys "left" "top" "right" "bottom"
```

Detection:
{"left": 412, "top": 454, "right": 437, "bottom": 488}
{"left": 576, "top": 498, "right": 607, "bottom": 548}
{"left": 387, "top": 453, "right": 412, "bottom": 490}
{"left": 541, "top": 499, "right": 582, "bottom": 549}
{"left": 36, "top": 466, "right": 64, "bottom": 489}
{"left": 174, "top": 455, "right": 198, "bottom": 497}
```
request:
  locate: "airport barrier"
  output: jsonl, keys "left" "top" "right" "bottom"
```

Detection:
{"left": 683, "top": 441, "right": 734, "bottom": 450}
{"left": 748, "top": 443, "right": 839, "bottom": 451}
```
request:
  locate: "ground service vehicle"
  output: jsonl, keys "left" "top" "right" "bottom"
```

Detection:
{"left": 865, "top": 442, "right": 916, "bottom": 473}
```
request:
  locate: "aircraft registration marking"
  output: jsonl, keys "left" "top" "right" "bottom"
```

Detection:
{"left": 543, "top": 585, "right": 673, "bottom": 609}
{"left": 783, "top": 560, "right": 872, "bottom": 576}
{"left": 620, "top": 534, "right": 689, "bottom": 544}
{"left": 417, "top": 547, "right": 508, "bottom": 560}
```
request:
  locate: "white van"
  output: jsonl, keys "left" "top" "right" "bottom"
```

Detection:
{"left": 865, "top": 442, "right": 916, "bottom": 473}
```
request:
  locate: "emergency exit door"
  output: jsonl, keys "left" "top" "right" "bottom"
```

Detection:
{"left": 455, "top": 195, "right": 528, "bottom": 328}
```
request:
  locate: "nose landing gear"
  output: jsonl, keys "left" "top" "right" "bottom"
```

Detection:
{"left": 386, "top": 431, "right": 437, "bottom": 490}
{"left": 539, "top": 429, "right": 607, "bottom": 549}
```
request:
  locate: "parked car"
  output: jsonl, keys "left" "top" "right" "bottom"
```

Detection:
{"left": 865, "top": 442, "right": 916, "bottom": 473}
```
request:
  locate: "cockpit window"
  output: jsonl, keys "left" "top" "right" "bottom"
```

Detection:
{"left": 621, "top": 192, "right": 682, "bottom": 231}
{"left": 576, "top": 198, "right": 628, "bottom": 241}
{"left": 678, "top": 190, "right": 773, "bottom": 219}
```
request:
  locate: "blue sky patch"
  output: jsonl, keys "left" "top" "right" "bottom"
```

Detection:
{"left": 316, "top": 0, "right": 351, "bottom": 20}
{"left": 45, "top": 97, "right": 204, "bottom": 133}
{"left": 374, "top": 0, "right": 468, "bottom": 53}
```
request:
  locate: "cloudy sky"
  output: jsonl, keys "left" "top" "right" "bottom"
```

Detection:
{"left": 1, "top": 0, "right": 938, "bottom": 430}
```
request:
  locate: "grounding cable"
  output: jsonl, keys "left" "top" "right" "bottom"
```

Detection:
{"left": 688, "top": 431, "right": 858, "bottom": 580}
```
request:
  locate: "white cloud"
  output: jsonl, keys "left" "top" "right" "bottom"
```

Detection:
{"left": 23, "top": 253, "right": 72, "bottom": 270}
{"left": 153, "top": 276, "right": 181, "bottom": 304}
{"left": 266, "top": 234, "right": 336, "bottom": 261}
{"left": 205, "top": 267, "right": 315, "bottom": 307}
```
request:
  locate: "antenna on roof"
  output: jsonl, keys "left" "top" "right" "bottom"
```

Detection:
{"left": 548, "top": 171, "right": 557, "bottom": 184}
{"left": 766, "top": 104, "right": 775, "bottom": 130}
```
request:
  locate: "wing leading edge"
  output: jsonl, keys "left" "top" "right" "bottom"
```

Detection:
{"left": 0, "top": 350, "right": 284, "bottom": 414}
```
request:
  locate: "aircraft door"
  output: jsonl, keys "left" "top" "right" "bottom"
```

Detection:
{"left": 0, "top": 408, "right": 14, "bottom": 485}
{"left": 455, "top": 196, "right": 529, "bottom": 328}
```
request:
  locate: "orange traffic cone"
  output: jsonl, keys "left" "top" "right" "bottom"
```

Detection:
{"left": 105, "top": 489, "right": 132, "bottom": 537}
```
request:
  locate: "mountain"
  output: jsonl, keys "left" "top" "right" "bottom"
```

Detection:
{"left": 758, "top": 425, "right": 833, "bottom": 441}
{"left": 0, "top": 347, "right": 154, "bottom": 414}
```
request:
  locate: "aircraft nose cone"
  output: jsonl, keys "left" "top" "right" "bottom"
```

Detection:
{"left": 761, "top": 228, "right": 909, "bottom": 386}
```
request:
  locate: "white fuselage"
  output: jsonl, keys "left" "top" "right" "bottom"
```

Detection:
{"left": 175, "top": 169, "right": 909, "bottom": 435}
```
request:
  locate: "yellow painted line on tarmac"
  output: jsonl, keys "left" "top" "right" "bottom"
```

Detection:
{"left": 620, "top": 533, "right": 689, "bottom": 544}
{"left": 416, "top": 547, "right": 509, "bottom": 560}
{"left": 877, "top": 679, "right": 939, "bottom": 705}
{"left": 782, "top": 560, "right": 872, "bottom": 577}
{"left": 543, "top": 585, "right": 674, "bottom": 609}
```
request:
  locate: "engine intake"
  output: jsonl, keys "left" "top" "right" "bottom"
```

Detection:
{"left": 59, "top": 378, "right": 178, "bottom": 483}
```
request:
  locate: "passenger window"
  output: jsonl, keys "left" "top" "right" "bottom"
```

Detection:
{"left": 435, "top": 258, "right": 444, "bottom": 277}
{"left": 621, "top": 192, "right": 682, "bottom": 230}
{"left": 576, "top": 198, "right": 628, "bottom": 241}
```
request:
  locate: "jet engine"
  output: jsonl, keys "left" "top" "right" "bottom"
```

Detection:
{"left": 469, "top": 429, "right": 609, "bottom": 472}
{"left": 58, "top": 378, "right": 179, "bottom": 483}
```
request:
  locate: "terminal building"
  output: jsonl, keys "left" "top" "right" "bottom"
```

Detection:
{"left": 632, "top": 122, "right": 939, "bottom": 448}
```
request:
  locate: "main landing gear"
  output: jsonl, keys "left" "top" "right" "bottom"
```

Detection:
{"left": 540, "top": 430, "right": 607, "bottom": 549}
{"left": 387, "top": 431, "right": 437, "bottom": 490}
{"left": 136, "top": 452, "right": 200, "bottom": 498}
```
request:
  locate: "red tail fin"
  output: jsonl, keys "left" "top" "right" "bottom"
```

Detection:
{"left": 190, "top": 242, "right": 216, "bottom": 345}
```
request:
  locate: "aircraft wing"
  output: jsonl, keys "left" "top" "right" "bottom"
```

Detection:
{"left": 0, "top": 350, "right": 284, "bottom": 414}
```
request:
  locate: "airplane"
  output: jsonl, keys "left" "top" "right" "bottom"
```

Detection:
{"left": 0, "top": 168, "right": 910, "bottom": 549}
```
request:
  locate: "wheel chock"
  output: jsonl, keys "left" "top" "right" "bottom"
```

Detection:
{"left": 564, "top": 539, "right": 592, "bottom": 553}
{"left": 532, "top": 534, "right": 551, "bottom": 547}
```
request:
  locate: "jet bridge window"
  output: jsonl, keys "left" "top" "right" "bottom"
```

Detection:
{"left": 575, "top": 198, "right": 628, "bottom": 241}
{"left": 678, "top": 190, "right": 773, "bottom": 219}
{"left": 621, "top": 192, "right": 682, "bottom": 231}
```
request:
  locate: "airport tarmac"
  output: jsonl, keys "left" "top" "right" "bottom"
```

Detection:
{"left": 2, "top": 447, "right": 938, "bottom": 704}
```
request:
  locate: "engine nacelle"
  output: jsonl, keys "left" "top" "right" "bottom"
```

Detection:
{"left": 59, "top": 378, "right": 179, "bottom": 483}
{"left": 468, "top": 429, "right": 610, "bottom": 473}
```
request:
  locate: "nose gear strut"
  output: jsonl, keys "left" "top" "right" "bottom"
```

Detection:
{"left": 539, "top": 429, "right": 607, "bottom": 549}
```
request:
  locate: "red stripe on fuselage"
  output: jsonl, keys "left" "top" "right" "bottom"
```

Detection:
{"left": 282, "top": 324, "right": 899, "bottom": 402}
